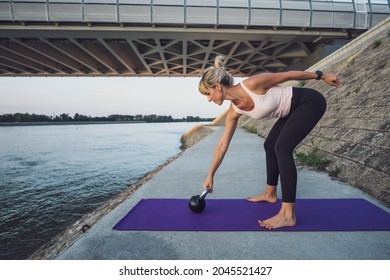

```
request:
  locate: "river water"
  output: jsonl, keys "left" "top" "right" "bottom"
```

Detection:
{"left": 0, "top": 122, "right": 199, "bottom": 259}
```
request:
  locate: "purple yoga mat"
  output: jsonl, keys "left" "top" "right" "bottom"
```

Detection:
{"left": 113, "top": 198, "right": 390, "bottom": 231}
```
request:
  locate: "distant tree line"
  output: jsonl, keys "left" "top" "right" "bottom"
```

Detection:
{"left": 0, "top": 113, "right": 214, "bottom": 123}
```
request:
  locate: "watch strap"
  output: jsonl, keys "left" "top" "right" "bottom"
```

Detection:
{"left": 316, "top": 70, "right": 323, "bottom": 80}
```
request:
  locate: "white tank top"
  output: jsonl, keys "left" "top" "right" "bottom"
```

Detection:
{"left": 231, "top": 81, "right": 293, "bottom": 119}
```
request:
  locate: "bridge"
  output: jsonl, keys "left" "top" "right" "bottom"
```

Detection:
{"left": 0, "top": 0, "right": 389, "bottom": 77}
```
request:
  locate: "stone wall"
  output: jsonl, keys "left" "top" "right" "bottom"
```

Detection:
{"left": 239, "top": 32, "right": 390, "bottom": 207}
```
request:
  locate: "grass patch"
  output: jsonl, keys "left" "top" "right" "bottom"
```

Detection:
{"left": 344, "top": 56, "right": 355, "bottom": 68}
{"left": 298, "top": 80, "right": 308, "bottom": 87}
{"left": 319, "top": 136, "right": 333, "bottom": 142}
{"left": 244, "top": 125, "right": 258, "bottom": 134}
{"left": 294, "top": 147, "right": 331, "bottom": 171}
{"left": 372, "top": 40, "right": 382, "bottom": 48}
{"left": 354, "top": 86, "right": 361, "bottom": 94}
{"left": 346, "top": 86, "right": 361, "bottom": 97}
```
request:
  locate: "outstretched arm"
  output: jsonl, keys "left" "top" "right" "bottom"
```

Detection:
{"left": 247, "top": 71, "right": 340, "bottom": 91}
{"left": 203, "top": 105, "right": 241, "bottom": 192}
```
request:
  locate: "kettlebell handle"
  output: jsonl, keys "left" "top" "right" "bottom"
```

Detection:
{"left": 199, "top": 188, "right": 210, "bottom": 200}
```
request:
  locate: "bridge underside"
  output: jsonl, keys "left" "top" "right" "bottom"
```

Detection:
{"left": 1, "top": 0, "right": 389, "bottom": 77}
{"left": 0, "top": 24, "right": 358, "bottom": 77}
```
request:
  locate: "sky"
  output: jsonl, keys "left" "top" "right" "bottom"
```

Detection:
{"left": 0, "top": 76, "right": 235, "bottom": 119}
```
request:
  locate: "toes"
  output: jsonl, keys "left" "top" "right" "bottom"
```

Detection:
{"left": 259, "top": 219, "right": 274, "bottom": 230}
{"left": 258, "top": 220, "right": 269, "bottom": 229}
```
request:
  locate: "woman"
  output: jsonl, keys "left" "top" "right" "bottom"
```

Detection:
{"left": 198, "top": 55, "right": 340, "bottom": 230}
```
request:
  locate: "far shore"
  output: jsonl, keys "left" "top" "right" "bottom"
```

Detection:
{"left": 0, "top": 121, "right": 145, "bottom": 126}
{"left": 0, "top": 120, "right": 210, "bottom": 127}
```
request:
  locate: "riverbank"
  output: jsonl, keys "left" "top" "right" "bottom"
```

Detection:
{"left": 0, "top": 121, "right": 145, "bottom": 126}
{"left": 28, "top": 153, "right": 181, "bottom": 260}
{"left": 28, "top": 123, "right": 215, "bottom": 260}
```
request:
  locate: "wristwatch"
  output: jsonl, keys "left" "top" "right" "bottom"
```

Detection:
{"left": 315, "top": 70, "right": 323, "bottom": 80}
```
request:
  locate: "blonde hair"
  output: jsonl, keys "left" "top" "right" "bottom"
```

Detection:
{"left": 198, "top": 55, "right": 234, "bottom": 95}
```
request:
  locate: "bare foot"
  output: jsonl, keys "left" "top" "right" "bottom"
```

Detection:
{"left": 247, "top": 185, "right": 277, "bottom": 203}
{"left": 259, "top": 203, "right": 296, "bottom": 230}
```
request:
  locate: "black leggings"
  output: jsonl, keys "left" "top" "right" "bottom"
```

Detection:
{"left": 264, "top": 87, "right": 326, "bottom": 203}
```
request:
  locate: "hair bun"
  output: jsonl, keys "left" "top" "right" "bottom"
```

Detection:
{"left": 214, "top": 55, "right": 226, "bottom": 70}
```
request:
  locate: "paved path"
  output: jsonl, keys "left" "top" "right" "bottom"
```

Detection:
{"left": 57, "top": 127, "right": 390, "bottom": 260}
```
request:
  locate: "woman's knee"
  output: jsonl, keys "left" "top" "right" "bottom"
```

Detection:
{"left": 274, "top": 140, "right": 294, "bottom": 159}
{"left": 264, "top": 137, "right": 275, "bottom": 153}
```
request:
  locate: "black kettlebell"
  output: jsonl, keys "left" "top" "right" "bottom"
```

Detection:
{"left": 188, "top": 188, "right": 210, "bottom": 213}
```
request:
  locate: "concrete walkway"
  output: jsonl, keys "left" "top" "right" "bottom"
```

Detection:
{"left": 56, "top": 127, "right": 390, "bottom": 260}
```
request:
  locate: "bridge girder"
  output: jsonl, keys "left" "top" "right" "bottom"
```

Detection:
{"left": 0, "top": 24, "right": 355, "bottom": 77}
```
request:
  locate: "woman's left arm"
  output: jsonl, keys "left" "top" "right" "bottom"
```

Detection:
{"left": 249, "top": 71, "right": 340, "bottom": 90}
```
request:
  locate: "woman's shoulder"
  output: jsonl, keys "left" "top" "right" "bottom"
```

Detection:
{"left": 241, "top": 76, "right": 257, "bottom": 88}
{"left": 241, "top": 75, "right": 269, "bottom": 95}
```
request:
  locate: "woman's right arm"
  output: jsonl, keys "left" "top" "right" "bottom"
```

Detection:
{"left": 203, "top": 105, "right": 241, "bottom": 192}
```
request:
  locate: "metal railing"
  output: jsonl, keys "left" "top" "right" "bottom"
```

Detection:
{"left": 0, "top": 0, "right": 389, "bottom": 29}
